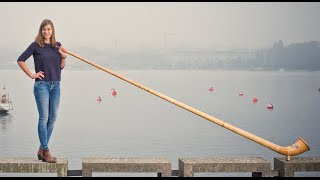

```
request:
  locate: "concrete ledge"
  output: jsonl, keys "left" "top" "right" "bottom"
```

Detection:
{"left": 82, "top": 157, "right": 172, "bottom": 177}
{"left": 0, "top": 157, "right": 68, "bottom": 177}
{"left": 274, "top": 156, "right": 320, "bottom": 177}
{"left": 179, "top": 157, "right": 272, "bottom": 177}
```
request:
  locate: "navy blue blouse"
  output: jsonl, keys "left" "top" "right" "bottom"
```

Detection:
{"left": 17, "top": 41, "right": 63, "bottom": 81}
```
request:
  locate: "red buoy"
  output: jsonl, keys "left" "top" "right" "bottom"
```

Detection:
{"left": 111, "top": 89, "right": 117, "bottom": 96}
{"left": 252, "top": 97, "right": 258, "bottom": 103}
{"left": 267, "top": 103, "right": 273, "bottom": 110}
{"left": 239, "top": 91, "right": 243, "bottom": 96}
{"left": 209, "top": 87, "right": 213, "bottom": 92}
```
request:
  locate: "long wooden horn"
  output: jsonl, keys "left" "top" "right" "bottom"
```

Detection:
{"left": 65, "top": 50, "right": 310, "bottom": 161}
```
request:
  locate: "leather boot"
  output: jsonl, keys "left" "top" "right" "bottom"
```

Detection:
{"left": 41, "top": 148, "right": 57, "bottom": 163}
{"left": 37, "top": 148, "right": 56, "bottom": 160}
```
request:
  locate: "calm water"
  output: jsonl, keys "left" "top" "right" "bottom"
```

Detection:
{"left": 1, "top": 69, "right": 320, "bottom": 177}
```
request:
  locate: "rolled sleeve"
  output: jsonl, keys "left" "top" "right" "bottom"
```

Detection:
{"left": 17, "top": 42, "right": 36, "bottom": 62}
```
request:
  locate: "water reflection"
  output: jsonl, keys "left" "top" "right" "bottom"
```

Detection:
{"left": 0, "top": 113, "right": 13, "bottom": 130}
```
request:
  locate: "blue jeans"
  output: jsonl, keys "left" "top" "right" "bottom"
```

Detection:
{"left": 33, "top": 81, "right": 60, "bottom": 150}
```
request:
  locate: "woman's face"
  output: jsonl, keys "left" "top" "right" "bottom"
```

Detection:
{"left": 42, "top": 24, "right": 52, "bottom": 42}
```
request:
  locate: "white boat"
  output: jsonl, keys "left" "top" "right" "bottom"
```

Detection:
{"left": 0, "top": 85, "right": 13, "bottom": 113}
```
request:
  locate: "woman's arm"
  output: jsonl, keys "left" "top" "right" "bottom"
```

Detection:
{"left": 58, "top": 46, "right": 67, "bottom": 69}
{"left": 60, "top": 57, "right": 66, "bottom": 69}
{"left": 17, "top": 61, "right": 44, "bottom": 80}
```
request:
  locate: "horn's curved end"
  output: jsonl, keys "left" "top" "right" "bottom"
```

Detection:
{"left": 289, "top": 137, "right": 310, "bottom": 155}
{"left": 298, "top": 137, "right": 310, "bottom": 151}
{"left": 291, "top": 137, "right": 310, "bottom": 153}
{"left": 281, "top": 137, "right": 310, "bottom": 161}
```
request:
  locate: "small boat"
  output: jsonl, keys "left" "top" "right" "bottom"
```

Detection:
{"left": 96, "top": 96, "right": 102, "bottom": 102}
{"left": 0, "top": 84, "right": 13, "bottom": 113}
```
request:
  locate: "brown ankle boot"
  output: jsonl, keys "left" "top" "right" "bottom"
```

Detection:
{"left": 37, "top": 148, "right": 57, "bottom": 160}
{"left": 41, "top": 148, "right": 57, "bottom": 163}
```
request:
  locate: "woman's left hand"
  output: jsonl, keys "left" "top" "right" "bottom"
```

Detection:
{"left": 58, "top": 46, "right": 67, "bottom": 53}
{"left": 58, "top": 46, "right": 67, "bottom": 59}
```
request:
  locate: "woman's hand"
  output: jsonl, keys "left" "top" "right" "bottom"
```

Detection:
{"left": 59, "top": 46, "right": 67, "bottom": 53}
{"left": 31, "top": 71, "right": 45, "bottom": 80}
{"left": 57, "top": 46, "right": 67, "bottom": 59}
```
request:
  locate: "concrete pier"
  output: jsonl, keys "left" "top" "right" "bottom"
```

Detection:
{"left": 1, "top": 156, "right": 319, "bottom": 177}
{"left": 178, "top": 157, "right": 272, "bottom": 177}
{"left": 82, "top": 157, "right": 172, "bottom": 177}
{"left": 274, "top": 156, "right": 320, "bottom": 177}
{"left": 0, "top": 157, "right": 68, "bottom": 177}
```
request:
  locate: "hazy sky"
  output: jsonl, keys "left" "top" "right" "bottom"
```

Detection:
{"left": 1, "top": 2, "right": 320, "bottom": 53}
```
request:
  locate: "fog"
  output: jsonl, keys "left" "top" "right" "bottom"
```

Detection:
{"left": 1, "top": 2, "right": 320, "bottom": 59}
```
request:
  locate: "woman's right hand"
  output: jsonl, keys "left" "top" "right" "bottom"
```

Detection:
{"left": 31, "top": 71, "right": 45, "bottom": 80}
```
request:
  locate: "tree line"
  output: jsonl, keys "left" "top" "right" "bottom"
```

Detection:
{"left": 254, "top": 40, "right": 320, "bottom": 71}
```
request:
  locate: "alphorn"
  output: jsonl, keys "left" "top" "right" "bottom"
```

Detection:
{"left": 65, "top": 50, "right": 310, "bottom": 161}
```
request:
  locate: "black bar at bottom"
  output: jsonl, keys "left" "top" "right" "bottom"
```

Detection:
{"left": 67, "top": 170, "right": 82, "bottom": 176}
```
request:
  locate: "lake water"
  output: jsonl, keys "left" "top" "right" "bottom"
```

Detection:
{"left": 1, "top": 69, "right": 320, "bottom": 177}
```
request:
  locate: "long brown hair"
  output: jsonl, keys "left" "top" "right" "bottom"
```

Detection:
{"left": 35, "top": 19, "right": 57, "bottom": 48}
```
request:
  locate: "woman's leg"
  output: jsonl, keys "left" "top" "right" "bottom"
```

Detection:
{"left": 33, "top": 82, "right": 50, "bottom": 150}
{"left": 47, "top": 82, "right": 60, "bottom": 144}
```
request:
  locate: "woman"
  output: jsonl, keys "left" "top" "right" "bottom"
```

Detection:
{"left": 17, "top": 19, "right": 67, "bottom": 163}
